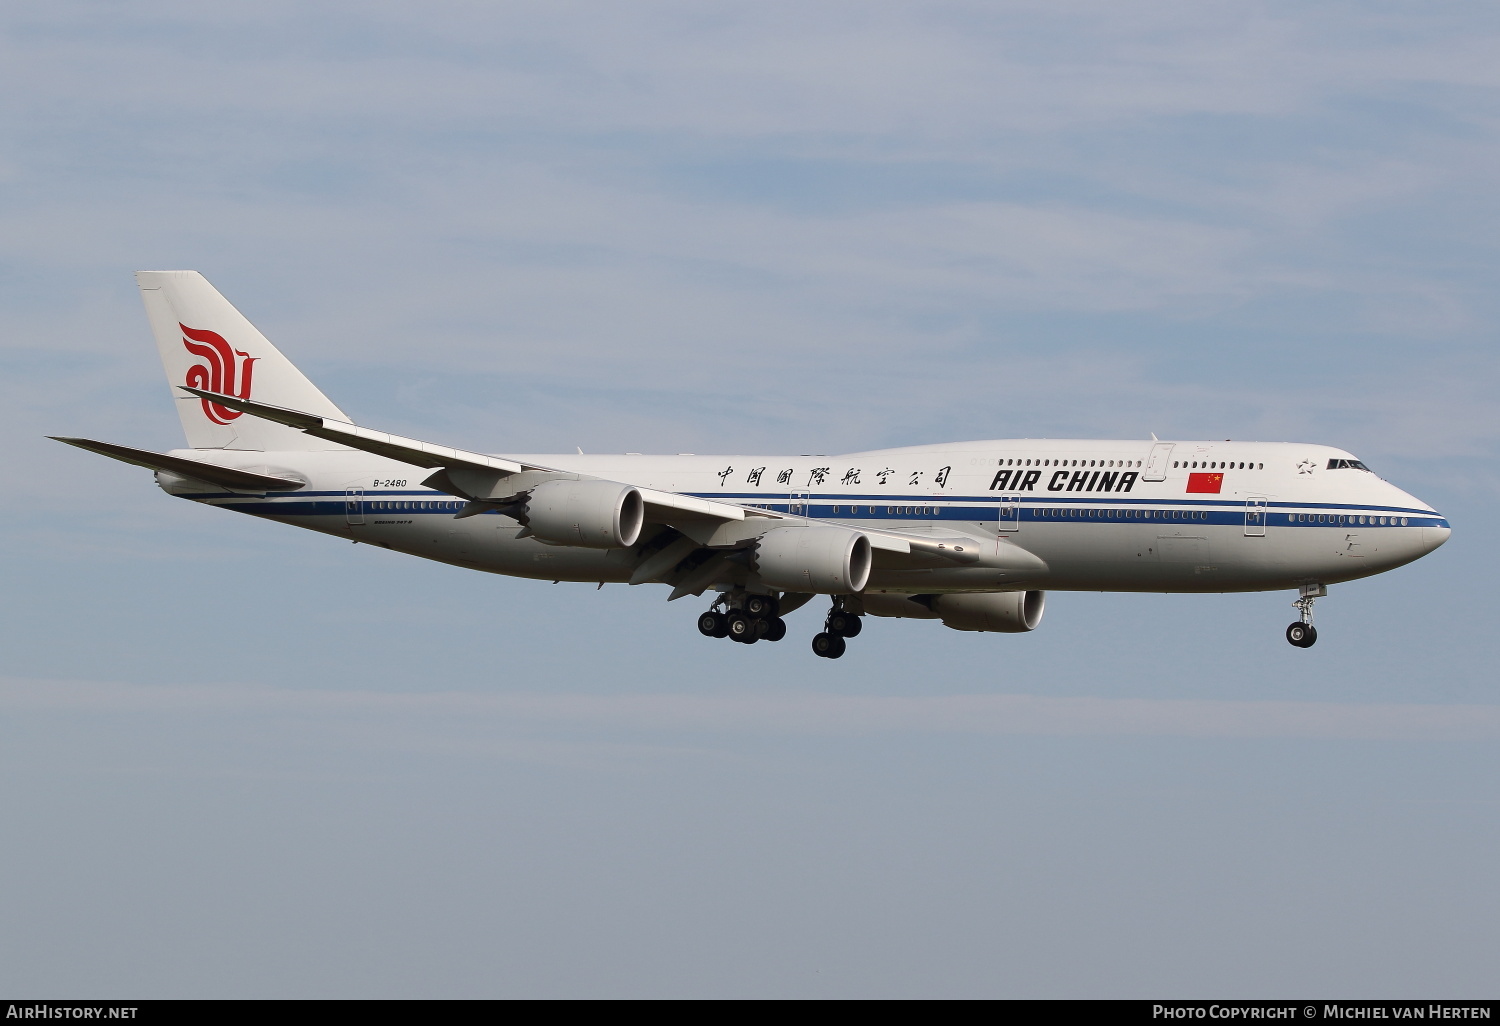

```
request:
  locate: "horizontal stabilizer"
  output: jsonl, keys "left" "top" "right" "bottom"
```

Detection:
{"left": 49, "top": 437, "right": 306, "bottom": 492}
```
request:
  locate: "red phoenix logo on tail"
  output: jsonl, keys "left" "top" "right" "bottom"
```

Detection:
{"left": 181, "top": 323, "right": 257, "bottom": 424}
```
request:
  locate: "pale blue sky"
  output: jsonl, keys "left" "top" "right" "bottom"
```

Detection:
{"left": 2, "top": 1, "right": 1498, "bottom": 997}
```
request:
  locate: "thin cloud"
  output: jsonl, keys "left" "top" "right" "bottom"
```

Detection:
{"left": 6, "top": 676, "right": 1499, "bottom": 741}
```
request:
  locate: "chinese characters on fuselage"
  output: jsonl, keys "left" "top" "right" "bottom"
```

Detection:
{"left": 715, "top": 465, "right": 954, "bottom": 490}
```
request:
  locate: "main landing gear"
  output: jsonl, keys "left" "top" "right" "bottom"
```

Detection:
{"left": 1286, "top": 583, "right": 1326, "bottom": 648}
{"left": 812, "top": 602, "right": 863, "bottom": 660}
{"left": 697, "top": 592, "right": 787, "bottom": 645}
{"left": 696, "top": 592, "right": 863, "bottom": 657}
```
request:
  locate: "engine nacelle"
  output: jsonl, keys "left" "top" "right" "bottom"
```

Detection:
{"left": 862, "top": 591, "right": 1046, "bottom": 633}
{"left": 933, "top": 591, "right": 1045, "bottom": 632}
{"left": 753, "top": 527, "right": 872, "bottom": 594}
{"left": 524, "top": 479, "right": 644, "bottom": 549}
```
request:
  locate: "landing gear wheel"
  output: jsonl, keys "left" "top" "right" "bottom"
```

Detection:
{"left": 1286, "top": 622, "right": 1318, "bottom": 648}
{"left": 744, "top": 594, "right": 778, "bottom": 618}
{"left": 1288, "top": 584, "right": 1325, "bottom": 649}
{"left": 727, "top": 612, "right": 758, "bottom": 644}
{"left": 812, "top": 632, "right": 847, "bottom": 659}
{"left": 697, "top": 611, "right": 728, "bottom": 638}
{"left": 827, "top": 611, "right": 862, "bottom": 637}
{"left": 763, "top": 617, "right": 787, "bottom": 642}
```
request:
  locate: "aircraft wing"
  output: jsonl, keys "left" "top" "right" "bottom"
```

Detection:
{"left": 637, "top": 487, "right": 776, "bottom": 523}
{"left": 178, "top": 389, "right": 1022, "bottom": 559}
{"left": 180, "top": 387, "right": 540, "bottom": 475}
{"left": 142, "top": 389, "right": 1038, "bottom": 599}
{"left": 181, "top": 386, "right": 775, "bottom": 525}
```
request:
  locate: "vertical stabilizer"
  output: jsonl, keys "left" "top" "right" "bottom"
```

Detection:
{"left": 137, "top": 270, "right": 350, "bottom": 450}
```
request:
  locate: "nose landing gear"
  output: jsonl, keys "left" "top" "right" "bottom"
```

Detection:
{"left": 1286, "top": 622, "right": 1317, "bottom": 647}
{"left": 1286, "top": 583, "right": 1326, "bottom": 648}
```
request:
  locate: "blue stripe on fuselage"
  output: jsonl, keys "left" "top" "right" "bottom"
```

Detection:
{"left": 195, "top": 493, "right": 1447, "bottom": 531}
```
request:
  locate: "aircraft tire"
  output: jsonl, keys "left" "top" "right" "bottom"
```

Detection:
{"left": 698, "top": 611, "right": 728, "bottom": 638}
{"left": 745, "top": 594, "right": 777, "bottom": 618}
{"left": 1286, "top": 622, "right": 1317, "bottom": 648}
{"left": 763, "top": 617, "right": 787, "bottom": 642}
{"left": 727, "top": 612, "right": 758, "bottom": 644}
{"left": 812, "top": 632, "right": 846, "bottom": 659}
{"left": 828, "top": 612, "right": 864, "bottom": 636}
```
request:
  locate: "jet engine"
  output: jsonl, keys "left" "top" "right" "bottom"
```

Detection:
{"left": 753, "top": 527, "right": 872, "bottom": 594}
{"left": 523, "top": 479, "right": 645, "bottom": 549}
{"left": 862, "top": 591, "right": 1046, "bottom": 633}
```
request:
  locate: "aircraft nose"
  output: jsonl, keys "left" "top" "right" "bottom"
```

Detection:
{"left": 1421, "top": 522, "right": 1451, "bottom": 554}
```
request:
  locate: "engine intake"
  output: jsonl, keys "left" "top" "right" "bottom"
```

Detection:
{"left": 753, "top": 527, "right": 872, "bottom": 594}
{"left": 524, "top": 479, "right": 644, "bottom": 549}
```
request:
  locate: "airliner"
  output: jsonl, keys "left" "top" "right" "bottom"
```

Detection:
{"left": 53, "top": 271, "right": 1451, "bottom": 657}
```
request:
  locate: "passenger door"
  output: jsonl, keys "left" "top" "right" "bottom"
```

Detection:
{"left": 1142, "top": 442, "right": 1175, "bottom": 482}
{"left": 344, "top": 488, "right": 365, "bottom": 525}
{"left": 997, "top": 497, "right": 1020, "bottom": 533}
{"left": 1244, "top": 496, "right": 1267, "bottom": 537}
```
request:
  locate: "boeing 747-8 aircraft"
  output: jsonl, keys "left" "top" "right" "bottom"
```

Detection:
{"left": 54, "top": 272, "right": 1451, "bottom": 657}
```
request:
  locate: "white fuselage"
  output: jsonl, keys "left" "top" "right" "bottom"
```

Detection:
{"left": 160, "top": 437, "right": 1450, "bottom": 596}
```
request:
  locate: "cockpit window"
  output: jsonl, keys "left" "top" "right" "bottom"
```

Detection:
{"left": 1327, "top": 459, "right": 1371, "bottom": 471}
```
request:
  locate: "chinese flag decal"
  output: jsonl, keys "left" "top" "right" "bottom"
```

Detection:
{"left": 1186, "top": 472, "right": 1224, "bottom": 494}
